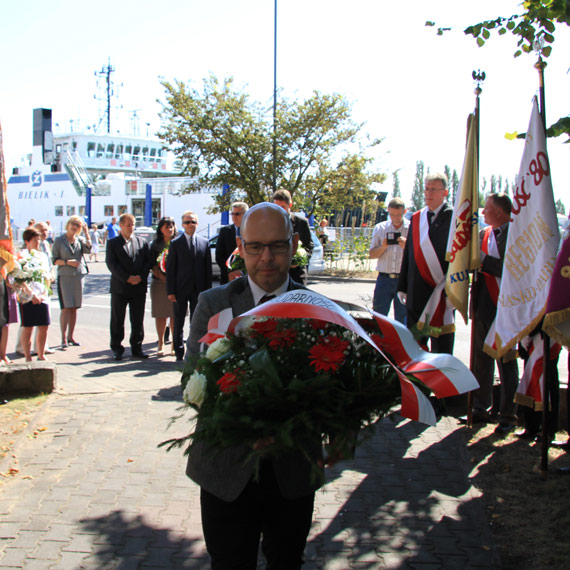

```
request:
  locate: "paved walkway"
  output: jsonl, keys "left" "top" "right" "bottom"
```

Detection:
{"left": 0, "top": 274, "right": 499, "bottom": 569}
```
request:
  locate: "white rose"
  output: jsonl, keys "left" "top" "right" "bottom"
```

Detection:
{"left": 205, "top": 337, "right": 230, "bottom": 361}
{"left": 183, "top": 371, "right": 208, "bottom": 407}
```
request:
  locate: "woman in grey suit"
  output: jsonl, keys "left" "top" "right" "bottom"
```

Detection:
{"left": 52, "top": 216, "right": 91, "bottom": 348}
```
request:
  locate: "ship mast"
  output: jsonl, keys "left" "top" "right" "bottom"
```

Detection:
{"left": 95, "top": 60, "right": 117, "bottom": 134}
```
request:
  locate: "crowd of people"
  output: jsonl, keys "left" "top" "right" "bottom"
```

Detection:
{"left": 1, "top": 180, "right": 568, "bottom": 568}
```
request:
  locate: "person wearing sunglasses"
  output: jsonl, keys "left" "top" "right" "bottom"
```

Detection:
{"left": 215, "top": 201, "right": 249, "bottom": 284}
{"left": 166, "top": 211, "right": 212, "bottom": 361}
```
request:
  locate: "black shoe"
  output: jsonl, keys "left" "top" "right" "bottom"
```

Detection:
{"left": 176, "top": 354, "right": 184, "bottom": 362}
{"left": 113, "top": 352, "right": 124, "bottom": 361}
{"left": 494, "top": 423, "right": 515, "bottom": 435}
{"left": 164, "top": 326, "right": 171, "bottom": 344}
{"left": 132, "top": 351, "right": 149, "bottom": 359}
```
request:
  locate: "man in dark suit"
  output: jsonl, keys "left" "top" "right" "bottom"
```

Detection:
{"left": 166, "top": 210, "right": 212, "bottom": 361}
{"left": 106, "top": 213, "right": 152, "bottom": 360}
{"left": 397, "top": 172, "right": 454, "bottom": 354}
{"left": 470, "top": 193, "right": 519, "bottom": 430}
{"left": 272, "top": 188, "right": 313, "bottom": 284}
{"left": 187, "top": 202, "right": 320, "bottom": 570}
{"left": 215, "top": 201, "right": 248, "bottom": 284}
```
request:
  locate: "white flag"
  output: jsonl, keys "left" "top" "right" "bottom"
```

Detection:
{"left": 486, "top": 98, "right": 559, "bottom": 358}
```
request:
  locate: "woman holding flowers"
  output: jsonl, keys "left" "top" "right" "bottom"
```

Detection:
{"left": 150, "top": 216, "right": 177, "bottom": 356}
{"left": 52, "top": 216, "right": 91, "bottom": 348}
{"left": 11, "top": 228, "right": 52, "bottom": 361}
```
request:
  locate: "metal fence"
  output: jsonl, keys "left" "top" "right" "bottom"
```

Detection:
{"left": 322, "top": 226, "right": 375, "bottom": 273}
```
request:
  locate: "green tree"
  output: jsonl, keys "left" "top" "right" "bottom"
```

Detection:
{"left": 392, "top": 170, "right": 401, "bottom": 198}
{"left": 556, "top": 198, "right": 566, "bottom": 215}
{"left": 431, "top": 1, "right": 570, "bottom": 141}
{"left": 158, "top": 75, "right": 385, "bottom": 213}
{"left": 411, "top": 160, "right": 425, "bottom": 211}
{"left": 451, "top": 169, "right": 460, "bottom": 204}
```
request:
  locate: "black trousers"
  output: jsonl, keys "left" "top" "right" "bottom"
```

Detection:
{"left": 110, "top": 291, "right": 145, "bottom": 354}
{"left": 172, "top": 289, "right": 199, "bottom": 358}
{"left": 417, "top": 332, "right": 455, "bottom": 355}
{"left": 200, "top": 461, "right": 315, "bottom": 570}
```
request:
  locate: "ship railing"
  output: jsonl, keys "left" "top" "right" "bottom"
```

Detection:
{"left": 63, "top": 150, "right": 94, "bottom": 196}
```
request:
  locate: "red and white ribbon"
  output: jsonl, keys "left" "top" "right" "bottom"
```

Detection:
{"left": 200, "top": 290, "right": 478, "bottom": 425}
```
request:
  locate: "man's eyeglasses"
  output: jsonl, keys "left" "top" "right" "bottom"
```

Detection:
{"left": 231, "top": 212, "right": 243, "bottom": 216}
{"left": 241, "top": 237, "right": 291, "bottom": 255}
{"left": 424, "top": 187, "right": 446, "bottom": 193}
{"left": 182, "top": 220, "right": 198, "bottom": 225}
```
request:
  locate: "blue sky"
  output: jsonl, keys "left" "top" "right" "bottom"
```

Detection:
{"left": 1, "top": 0, "right": 569, "bottom": 206}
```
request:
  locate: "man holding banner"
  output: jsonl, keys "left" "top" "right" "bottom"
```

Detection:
{"left": 398, "top": 173, "right": 455, "bottom": 354}
{"left": 471, "top": 194, "right": 519, "bottom": 430}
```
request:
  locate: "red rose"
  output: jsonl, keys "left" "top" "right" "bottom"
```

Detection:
{"left": 268, "top": 328, "right": 297, "bottom": 349}
{"left": 251, "top": 319, "right": 279, "bottom": 337}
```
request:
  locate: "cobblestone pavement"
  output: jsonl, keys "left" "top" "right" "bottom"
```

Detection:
{"left": 0, "top": 268, "right": 499, "bottom": 569}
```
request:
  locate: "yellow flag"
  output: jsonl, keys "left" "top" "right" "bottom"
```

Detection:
{"left": 445, "top": 113, "right": 480, "bottom": 323}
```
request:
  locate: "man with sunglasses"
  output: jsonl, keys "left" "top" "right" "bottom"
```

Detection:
{"left": 166, "top": 211, "right": 212, "bottom": 360}
{"left": 187, "top": 202, "right": 319, "bottom": 570}
{"left": 215, "top": 201, "right": 249, "bottom": 284}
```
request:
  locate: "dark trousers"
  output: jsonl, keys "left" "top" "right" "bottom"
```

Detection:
{"left": 200, "top": 461, "right": 315, "bottom": 570}
{"left": 417, "top": 332, "right": 454, "bottom": 355}
{"left": 172, "top": 290, "right": 199, "bottom": 358}
{"left": 110, "top": 292, "right": 145, "bottom": 354}
{"left": 472, "top": 317, "right": 519, "bottom": 422}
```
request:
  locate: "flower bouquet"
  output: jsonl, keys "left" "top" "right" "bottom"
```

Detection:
{"left": 7, "top": 250, "right": 52, "bottom": 303}
{"left": 157, "top": 247, "right": 169, "bottom": 273}
{"left": 161, "top": 291, "right": 479, "bottom": 476}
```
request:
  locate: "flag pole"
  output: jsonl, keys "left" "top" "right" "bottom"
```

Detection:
{"left": 467, "top": 70, "right": 485, "bottom": 427}
{"left": 535, "top": 51, "right": 551, "bottom": 476}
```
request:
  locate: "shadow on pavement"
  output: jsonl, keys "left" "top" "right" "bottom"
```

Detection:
{"left": 306, "top": 416, "right": 498, "bottom": 568}
{"left": 79, "top": 510, "right": 209, "bottom": 569}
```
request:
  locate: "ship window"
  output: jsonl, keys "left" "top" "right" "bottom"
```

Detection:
{"left": 106, "top": 144, "right": 114, "bottom": 159}
{"left": 67, "top": 206, "right": 76, "bottom": 216}
{"left": 79, "top": 206, "right": 86, "bottom": 216}
{"left": 87, "top": 142, "right": 96, "bottom": 158}
{"left": 149, "top": 148, "right": 157, "bottom": 162}
{"left": 104, "top": 206, "right": 114, "bottom": 216}
{"left": 133, "top": 146, "right": 140, "bottom": 158}
{"left": 115, "top": 144, "right": 123, "bottom": 158}
{"left": 118, "top": 205, "right": 128, "bottom": 215}
{"left": 54, "top": 206, "right": 63, "bottom": 217}
{"left": 96, "top": 143, "right": 105, "bottom": 158}
{"left": 125, "top": 145, "right": 132, "bottom": 155}
{"left": 142, "top": 147, "right": 149, "bottom": 158}
{"left": 72, "top": 141, "right": 77, "bottom": 151}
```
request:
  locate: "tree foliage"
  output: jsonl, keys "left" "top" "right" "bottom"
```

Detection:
{"left": 429, "top": 0, "right": 570, "bottom": 142}
{"left": 556, "top": 198, "right": 566, "bottom": 214}
{"left": 411, "top": 161, "right": 425, "bottom": 211}
{"left": 158, "top": 76, "right": 386, "bottom": 215}
{"left": 392, "top": 170, "right": 401, "bottom": 198}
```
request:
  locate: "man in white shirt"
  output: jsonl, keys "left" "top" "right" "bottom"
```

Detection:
{"left": 369, "top": 198, "right": 408, "bottom": 324}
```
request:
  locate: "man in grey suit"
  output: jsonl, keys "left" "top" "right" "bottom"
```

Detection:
{"left": 187, "top": 202, "right": 321, "bottom": 570}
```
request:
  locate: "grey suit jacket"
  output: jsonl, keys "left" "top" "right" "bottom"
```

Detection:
{"left": 186, "top": 276, "right": 325, "bottom": 501}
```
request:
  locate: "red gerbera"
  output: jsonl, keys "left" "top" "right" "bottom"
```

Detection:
{"left": 308, "top": 336, "right": 350, "bottom": 373}
{"left": 217, "top": 371, "right": 242, "bottom": 394}
{"left": 268, "top": 328, "right": 297, "bottom": 349}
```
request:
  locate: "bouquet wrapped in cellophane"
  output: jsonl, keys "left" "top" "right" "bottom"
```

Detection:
{"left": 161, "top": 290, "right": 478, "bottom": 473}
{"left": 7, "top": 249, "right": 52, "bottom": 303}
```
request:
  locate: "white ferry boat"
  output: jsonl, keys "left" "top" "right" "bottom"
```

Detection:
{"left": 6, "top": 108, "right": 223, "bottom": 239}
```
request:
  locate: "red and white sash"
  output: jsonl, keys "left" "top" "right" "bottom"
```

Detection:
{"left": 481, "top": 227, "right": 500, "bottom": 305}
{"left": 515, "top": 334, "right": 561, "bottom": 409}
{"left": 412, "top": 210, "right": 454, "bottom": 334}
